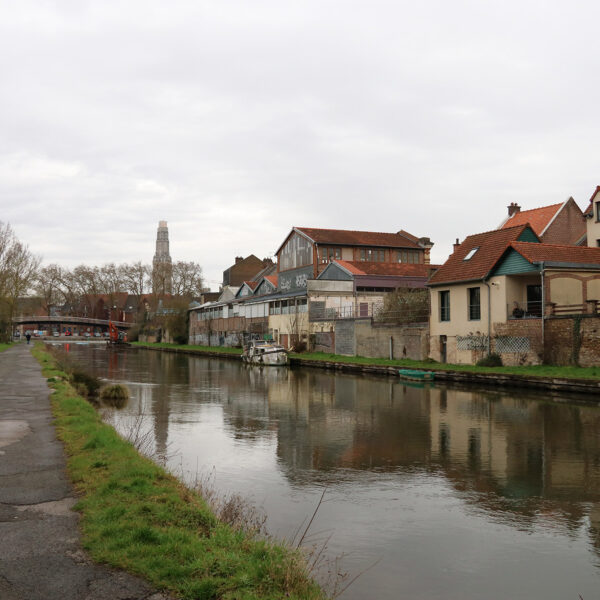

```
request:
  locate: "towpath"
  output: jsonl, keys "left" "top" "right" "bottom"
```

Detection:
{"left": 0, "top": 343, "right": 168, "bottom": 600}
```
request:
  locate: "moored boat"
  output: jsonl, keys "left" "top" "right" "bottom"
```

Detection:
{"left": 398, "top": 368, "right": 435, "bottom": 381}
{"left": 242, "top": 340, "right": 288, "bottom": 366}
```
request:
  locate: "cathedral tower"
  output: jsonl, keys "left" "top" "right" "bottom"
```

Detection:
{"left": 152, "top": 220, "right": 172, "bottom": 294}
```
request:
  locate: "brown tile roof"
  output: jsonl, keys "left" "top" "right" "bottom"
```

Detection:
{"left": 335, "top": 260, "right": 437, "bottom": 277}
{"left": 501, "top": 203, "right": 562, "bottom": 235}
{"left": 295, "top": 227, "right": 421, "bottom": 248}
{"left": 243, "top": 281, "right": 259, "bottom": 290}
{"left": 511, "top": 242, "right": 600, "bottom": 265}
{"left": 428, "top": 224, "right": 538, "bottom": 285}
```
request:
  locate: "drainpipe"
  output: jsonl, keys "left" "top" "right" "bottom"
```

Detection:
{"left": 389, "top": 336, "right": 393, "bottom": 360}
{"left": 540, "top": 261, "right": 545, "bottom": 359}
{"left": 483, "top": 279, "right": 491, "bottom": 356}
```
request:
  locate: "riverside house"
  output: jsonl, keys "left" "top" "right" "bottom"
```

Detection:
{"left": 428, "top": 223, "right": 600, "bottom": 365}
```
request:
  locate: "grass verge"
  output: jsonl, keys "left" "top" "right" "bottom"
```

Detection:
{"left": 133, "top": 341, "right": 242, "bottom": 355}
{"left": 0, "top": 342, "right": 12, "bottom": 352}
{"left": 133, "top": 341, "right": 600, "bottom": 381}
{"left": 291, "top": 351, "right": 600, "bottom": 380}
{"left": 32, "top": 344, "right": 324, "bottom": 600}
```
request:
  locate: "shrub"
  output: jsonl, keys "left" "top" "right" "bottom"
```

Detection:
{"left": 70, "top": 369, "right": 102, "bottom": 397}
{"left": 476, "top": 353, "right": 503, "bottom": 367}
{"left": 100, "top": 384, "right": 129, "bottom": 408}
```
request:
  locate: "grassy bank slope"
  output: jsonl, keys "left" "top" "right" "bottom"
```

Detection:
{"left": 132, "top": 341, "right": 600, "bottom": 381}
{"left": 33, "top": 345, "right": 324, "bottom": 600}
{"left": 133, "top": 341, "right": 242, "bottom": 355}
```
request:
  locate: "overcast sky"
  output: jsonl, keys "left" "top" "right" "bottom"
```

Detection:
{"left": 1, "top": 0, "right": 599, "bottom": 289}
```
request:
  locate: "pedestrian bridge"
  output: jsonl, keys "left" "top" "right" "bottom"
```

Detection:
{"left": 13, "top": 316, "right": 133, "bottom": 329}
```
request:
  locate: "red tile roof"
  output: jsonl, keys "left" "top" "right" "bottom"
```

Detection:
{"left": 265, "top": 275, "right": 277, "bottom": 286}
{"left": 294, "top": 227, "right": 421, "bottom": 249}
{"left": 335, "top": 260, "right": 437, "bottom": 277}
{"left": 584, "top": 185, "right": 600, "bottom": 216}
{"left": 511, "top": 241, "right": 600, "bottom": 265}
{"left": 428, "top": 224, "right": 538, "bottom": 285}
{"left": 243, "top": 281, "right": 259, "bottom": 290}
{"left": 501, "top": 203, "right": 562, "bottom": 235}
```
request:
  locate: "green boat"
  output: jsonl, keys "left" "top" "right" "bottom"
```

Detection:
{"left": 398, "top": 369, "right": 435, "bottom": 382}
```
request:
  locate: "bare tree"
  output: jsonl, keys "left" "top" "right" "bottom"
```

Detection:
{"left": 120, "top": 261, "right": 150, "bottom": 297}
{"left": 34, "top": 264, "right": 65, "bottom": 315}
{"left": 0, "top": 222, "right": 41, "bottom": 341}
{"left": 376, "top": 288, "right": 430, "bottom": 324}
{"left": 171, "top": 260, "right": 204, "bottom": 298}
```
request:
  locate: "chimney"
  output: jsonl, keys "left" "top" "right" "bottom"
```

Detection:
{"left": 418, "top": 237, "right": 433, "bottom": 265}
{"left": 235, "top": 256, "right": 243, "bottom": 264}
{"left": 507, "top": 202, "right": 521, "bottom": 217}
{"left": 453, "top": 238, "right": 460, "bottom": 253}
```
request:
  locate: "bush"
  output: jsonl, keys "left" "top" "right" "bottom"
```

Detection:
{"left": 70, "top": 369, "right": 102, "bottom": 397}
{"left": 476, "top": 353, "right": 503, "bottom": 367}
{"left": 100, "top": 384, "right": 129, "bottom": 408}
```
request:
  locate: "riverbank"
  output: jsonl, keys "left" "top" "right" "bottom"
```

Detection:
{"left": 33, "top": 344, "right": 325, "bottom": 600}
{"left": 0, "top": 343, "right": 170, "bottom": 599}
{"left": 132, "top": 342, "right": 600, "bottom": 396}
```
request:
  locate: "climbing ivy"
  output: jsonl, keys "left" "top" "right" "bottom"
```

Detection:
{"left": 571, "top": 315, "right": 583, "bottom": 366}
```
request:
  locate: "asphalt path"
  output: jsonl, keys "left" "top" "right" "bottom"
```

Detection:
{"left": 0, "top": 343, "right": 169, "bottom": 600}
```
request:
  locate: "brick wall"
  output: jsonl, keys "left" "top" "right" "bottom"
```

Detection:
{"left": 493, "top": 319, "right": 543, "bottom": 365}
{"left": 545, "top": 316, "right": 600, "bottom": 366}
{"left": 542, "top": 200, "right": 585, "bottom": 245}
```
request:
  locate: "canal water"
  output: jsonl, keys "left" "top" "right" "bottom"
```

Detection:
{"left": 61, "top": 343, "right": 600, "bottom": 599}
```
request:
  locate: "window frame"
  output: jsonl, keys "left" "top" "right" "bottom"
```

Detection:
{"left": 439, "top": 290, "right": 450, "bottom": 322}
{"left": 467, "top": 287, "right": 481, "bottom": 321}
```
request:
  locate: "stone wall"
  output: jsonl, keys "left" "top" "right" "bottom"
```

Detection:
{"left": 312, "top": 330, "right": 334, "bottom": 353}
{"left": 545, "top": 316, "right": 600, "bottom": 367}
{"left": 335, "top": 320, "right": 356, "bottom": 356}
{"left": 355, "top": 321, "right": 428, "bottom": 360}
{"left": 333, "top": 319, "right": 428, "bottom": 359}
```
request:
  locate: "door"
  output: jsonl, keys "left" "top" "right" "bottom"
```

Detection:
{"left": 440, "top": 335, "right": 447, "bottom": 363}
{"left": 526, "top": 285, "right": 542, "bottom": 317}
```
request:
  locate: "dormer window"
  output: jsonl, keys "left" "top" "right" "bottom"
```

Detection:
{"left": 463, "top": 247, "right": 479, "bottom": 261}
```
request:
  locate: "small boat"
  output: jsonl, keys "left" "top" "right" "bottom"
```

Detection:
{"left": 242, "top": 340, "right": 288, "bottom": 366}
{"left": 398, "top": 368, "right": 435, "bottom": 382}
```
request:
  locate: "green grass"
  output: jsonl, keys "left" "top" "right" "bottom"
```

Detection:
{"left": 0, "top": 342, "right": 12, "bottom": 352}
{"left": 133, "top": 341, "right": 242, "bottom": 355}
{"left": 291, "top": 351, "right": 600, "bottom": 380}
{"left": 32, "top": 344, "right": 324, "bottom": 600}
{"left": 132, "top": 341, "right": 600, "bottom": 381}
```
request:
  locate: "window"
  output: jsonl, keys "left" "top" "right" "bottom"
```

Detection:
{"left": 463, "top": 247, "right": 479, "bottom": 261}
{"left": 526, "top": 284, "right": 542, "bottom": 317}
{"left": 397, "top": 250, "right": 423, "bottom": 264}
{"left": 596, "top": 202, "right": 600, "bottom": 222}
{"left": 360, "top": 248, "right": 385, "bottom": 262}
{"left": 279, "top": 232, "right": 313, "bottom": 271}
{"left": 468, "top": 287, "right": 481, "bottom": 320}
{"left": 439, "top": 291, "right": 450, "bottom": 321}
{"left": 319, "top": 247, "right": 341, "bottom": 263}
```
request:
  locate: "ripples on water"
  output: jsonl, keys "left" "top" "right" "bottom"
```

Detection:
{"left": 65, "top": 344, "right": 600, "bottom": 600}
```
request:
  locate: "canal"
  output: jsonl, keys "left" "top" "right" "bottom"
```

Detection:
{"left": 61, "top": 343, "right": 600, "bottom": 599}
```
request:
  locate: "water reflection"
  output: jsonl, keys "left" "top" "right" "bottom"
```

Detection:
{"left": 67, "top": 344, "right": 600, "bottom": 599}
